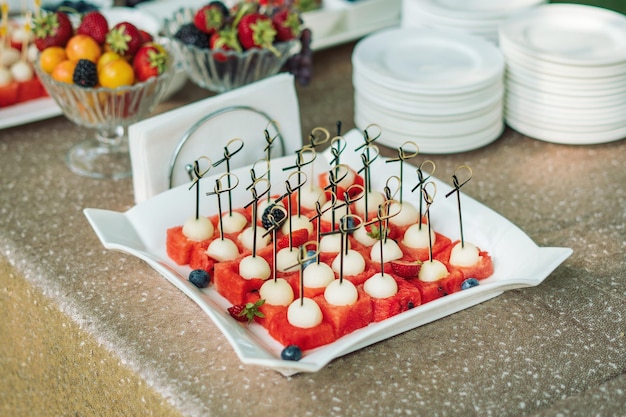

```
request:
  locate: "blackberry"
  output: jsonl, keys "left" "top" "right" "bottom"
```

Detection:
{"left": 261, "top": 203, "right": 286, "bottom": 230}
{"left": 72, "top": 59, "right": 98, "bottom": 88}
{"left": 175, "top": 23, "right": 210, "bottom": 49}
{"left": 189, "top": 269, "right": 210, "bottom": 288}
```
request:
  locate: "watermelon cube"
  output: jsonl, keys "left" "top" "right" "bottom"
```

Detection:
{"left": 213, "top": 260, "right": 265, "bottom": 305}
{"left": 268, "top": 309, "right": 336, "bottom": 351}
{"left": 315, "top": 288, "right": 373, "bottom": 338}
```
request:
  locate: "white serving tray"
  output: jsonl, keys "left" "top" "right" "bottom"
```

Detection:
{"left": 84, "top": 129, "right": 572, "bottom": 375}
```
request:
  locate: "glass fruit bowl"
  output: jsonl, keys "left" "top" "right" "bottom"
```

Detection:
{"left": 33, "top": 44, "right": 175, "bottom": 180}
{"left": 163, "top": 7, "right": 300, "bottom": 93}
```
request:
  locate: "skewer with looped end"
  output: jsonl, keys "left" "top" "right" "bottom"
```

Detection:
{"left": 357, "top": 143, "right": 379, "bottom": 198}
{"left": 283, "top": 146, "right": 317, "bottom": 216}
{"left": 422, "top": 181, "right": 437, "bottom": 262}
{"left": 411, "top": 160, "right": 436, "bottom": 231}
{"left": 244, "top": 177, "right": 271, "bottom": 257}
{"left": 329, "top": 134, "right": 348, "bottom": 167}
{"left": 272, "top": 170, "right": 307, "bottom": 249}
{"left": 309, "top": 192, "right": 337, "bottom": 264}
{"left": 322, "top": 163, "right": 351, "bottom": 230}
{"left": 385, "top": 141, "right": 419, "bottom": 205}
{"left": 263, "top": 121, "right": 281, "bottom": 199}
{"left": 262, "top": 205, "right": 289, "bottom": 283}
{"left": 445, "top": 164, "right": 473, "bottom": 248}
{"left": 211, "top": 138, "right": 244, "bottom": 216}
{"left": 187, "top": 156, "right": 212, "bottom": 220}
{"left": 367, "top": 200, "right": 401, "bottom": 276}
{"left": 355, "top": 123, "right": 382, "bottom": 153}
{"left": 319, "top": 214, "right": 362, "bottom": 284}
{"left": 206, "top": 172, "right": 240, "bottom": 241}
{"left": 296, "top": 242, "right": 320, "bottom": 306}
{"left": 308, "top": 126, "right": 331, "bottom": 150}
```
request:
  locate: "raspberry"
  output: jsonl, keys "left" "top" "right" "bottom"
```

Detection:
{"left": 72, "top": 59, "right": 97, "bottom": 87}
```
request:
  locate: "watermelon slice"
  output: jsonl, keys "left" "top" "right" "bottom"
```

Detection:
{"left": 213, "top": 260, "right": 266, "bottom": 305}
{"left": 315, "top": 288, "right": 373, "bottom": 338}
{"left": 166, "top": 226, "right": 195, "bottom": 265}
{"left": 398, "top": 231, "right": 452, "bottom": 262}
{"left": 0, "top": 82, "right": 19, "bottom": 108}
{"left": 436, "top": 240, "right": 494, "bottom": 281}
{"left": 268, "top": 309, "right": 336, "bottom": 350}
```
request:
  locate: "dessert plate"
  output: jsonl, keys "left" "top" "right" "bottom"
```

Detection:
{"left": 84, "top": 128, "right": 572, "bottom": 375}
{"left": 500, "top": 4, "right": 626, "bottom": 66}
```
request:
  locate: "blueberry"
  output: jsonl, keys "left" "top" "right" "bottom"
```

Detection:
{"left": 281, "top": 345, "right": 302, "bottom": 361}
{"left": 261, "top": 203, "right": 286, "bottom": 230}
{"left": 189, "top": 269, "right": 210, "bottom": 288}
{"left": 461, "top": 278, "right": 480, "bottom": 290}
{"left": 302, "top": 249, "right": 317, "bottom": 269}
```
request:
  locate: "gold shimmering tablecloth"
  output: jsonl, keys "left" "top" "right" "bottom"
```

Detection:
{"left": 1, "top": 41, "right": 625, "bottom": 417}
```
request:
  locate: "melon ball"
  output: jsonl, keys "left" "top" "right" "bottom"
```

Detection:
{"left": 287, "top": 297, "right": 323, "bottom": 328}
{"left": 182, "top": 216, "right": 214, "bottom": 241}
{"left": 363, "top": 272, "right": 398, "bottom": 299}
{"left": 260, "top": 278, "right": 294, "bottom": 306}
{"left": 324, "top": 279, "right": 358, "bottom": 306}
{"left": 239, "top": 255, "right": 271, "bottom": 280}
{"left": 206, "top": 238, "right": 239, "bottom": 262}
{"left": 449, "top": 241, "right": 480, "bottom": 267}
{"left": 419, "top": 259, "right": 448, "bottom": 282}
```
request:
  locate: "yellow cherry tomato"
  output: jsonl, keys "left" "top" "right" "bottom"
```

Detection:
{"left": 66, "top": 34, "right": 102, "bottom": 63}
{"left": 51, "top": 59, "right": 77, "bottom": 84}
{"left": 39, "top": 46, "right": 67, "bottom": 74}
{"left": 99, "top": 59, "right": 135, "bottom": 88}
{"left": 97, "top": 51, "right": 123, "bottom": 74}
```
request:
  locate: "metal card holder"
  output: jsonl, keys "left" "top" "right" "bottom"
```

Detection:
{"left": 167, "top": 105, "right": 286, "bottom": 189}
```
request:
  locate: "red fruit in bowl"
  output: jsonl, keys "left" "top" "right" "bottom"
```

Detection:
{"left": 194, "top": 1, "right": 230, "bottom": 35}
{"left": 132, "top": 43, "right": 168, "bottom": 82}
{"left": 32, "top": 11, "right": 73, "bottom": 51}
{"left": 272, "top": 8, "right": 301, "bottom": 42}
{"left": 139, "top": 29, "right": 153, "bottom": 44}
{"left": 105, "top": 22, "right": 143, "bottom": 59}
{"left": 209, "top": 27, "right": 242, "bottom": 61}
{"left": 237, "top": 12, "right": 277, "bottom": 51}
{"left": 390, "top": 260, "right": 423, "bottom": 279}
{"left": 77, "top": 11, "right": 109, "bottom": 44}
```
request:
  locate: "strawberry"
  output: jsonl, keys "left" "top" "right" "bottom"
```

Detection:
{"left": 32, "top": 11, "right": 73, "bottom": 51}
{"left": 390, "top": 260, "right": 423, "bottom": 279}
{"left": 105, "top": 22, "right": 143, "bottom": 59}
{"left": 227, "top": 299, "right": 265, "bottom": 323}
{"left": 139, "top": 30, "right": 153, "bottom": 44}
{"left": 132, "top": 43, "right": 168, "bottom": 82}
{"left": 272, "top": 8, "right": 301, "bottom": 42}
{"left": 209, "top": 27, "right": 242, "bottom": 61}
{"left": 237, "top": 12, "right": 277, "bottom": 52}
{"left": 276, "top": 228, "right": 308, "bottom": 250}
{"left": 76, "top": 11, "right": 108, "bottom": 45}
{"left": 194, "top": 1, "right": 230, "bottom": 35}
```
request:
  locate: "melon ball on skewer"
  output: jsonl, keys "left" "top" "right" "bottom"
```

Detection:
{"left": 369, "top": 239, "right": 403, "bottom": 264}
{"left": 303, "top": 261, "right": 335, "bottom": 290}
{"left": 182, "top": 216, "right": 214, "bottom": 241}
{"left": 388, "top": 201, "right": 420, "bottom": 227}
{"left": 260, "top": 278, "right": 294, "bottom": 306}
{"left": 206, "top": 237, "right": 239, "bottom": 262}
{"left": 238, "top": 225, "right": 271, "bottom": 252}
{"left": 419, "top": 259, "right": 449, "bottom": 282}
{"left": 363, "top": 272, "right": 398, "bottom": 299}
{"left": 449, "top": 241, "right": 480, "bottom": 267}
{"left": 239, "top": 254, "right": 271, "bottom": 280}
{"left": 276, "top": 247, "right": 300, "bottom": 273}
{"left": 331, "top": 249, "right": 365, "bottom": 276}
{"left": 402, "top": 223, "right": 435, "bottom": 249}
{"left": 220, "top": 211, "right": 247, "bottom": 233}
{"left": 287, "top": 297, "right": 323, "bottom": 328}
{"left": 324, "top": 279, "right": 358, "bottom": 306}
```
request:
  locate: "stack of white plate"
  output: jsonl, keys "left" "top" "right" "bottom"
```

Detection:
{"left": 352, "top": 27, "right": 505, "bottom": 154}
{"left": 500, "top": 4, "right": 626, "bottom": 145}
{"left": 401, "top": 0, "right": 546, "bottom": 44}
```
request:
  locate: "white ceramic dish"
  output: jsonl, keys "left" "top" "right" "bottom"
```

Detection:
{"left": 85, "top": 129, "right": 571, "bottom": 375}
{"left": 499, "top": 4, "right": 626, "bottom": 66}
{"left": 352, "top": 27, "right": 504, "bottom": 93}
{"left": 505, "top": 114, "right": 626, "bottom": 145}
{"left": 417, "top": 0, "right": 545, "bottom": 18}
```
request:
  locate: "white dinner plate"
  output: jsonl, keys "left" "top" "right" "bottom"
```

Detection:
{"left": 352, "top": 27, "right": 504, "bottom": 94}
{"left": 84, "top": 129, "right": 571, "bottom": 375}
{"left": 504, "top": 105, "right": 626, "bottom": 132}
{"left": 355, "top": 96, "right": 503, "bottom": 137}
{"left": 416, "top": 0, "right": 545, "bottom": 18}
{"left": 500, "top": 4, "right": 626, "bottom": 66}
{"left": 505, "top": 81, "right": 626, "bottom": 110}
{"left": 500, "top": 38, "right": 626, "bottom": 78}
{"left": 353, "top": 71, "right": 504, "bottom": 106}
{"left": 505, "top": 114, "right": 626, "bottom": 145}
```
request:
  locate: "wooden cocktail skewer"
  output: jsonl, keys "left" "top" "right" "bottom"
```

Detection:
{"left": 385, "top": 141, "right": 418, "bottom": 205}
{"left": 445, "top": 165, "right": 472, "bottom": 248}
{"left": 211, "top": 138, "right": 244, "bottom": 216}
{"left": 244, "top": 176, "right": 270, "bottom": 258}
{"left": 188, "top": 156, "right": 212, "bottom": 220}
{"left": 206, "top": 172, "right": 239, "bottom": 241}
{"left": 422, "top": 181, "right": 437, "bottom": 262}
{"left": 411, "top": 160, "right": 436, "bottom": 231}
{"left": 309, "top": 193, "right": 337, "bottom": 264}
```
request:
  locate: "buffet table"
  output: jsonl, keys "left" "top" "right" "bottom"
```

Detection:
{"left": 2, "top": 40, "right": 625, "bottom": 416}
